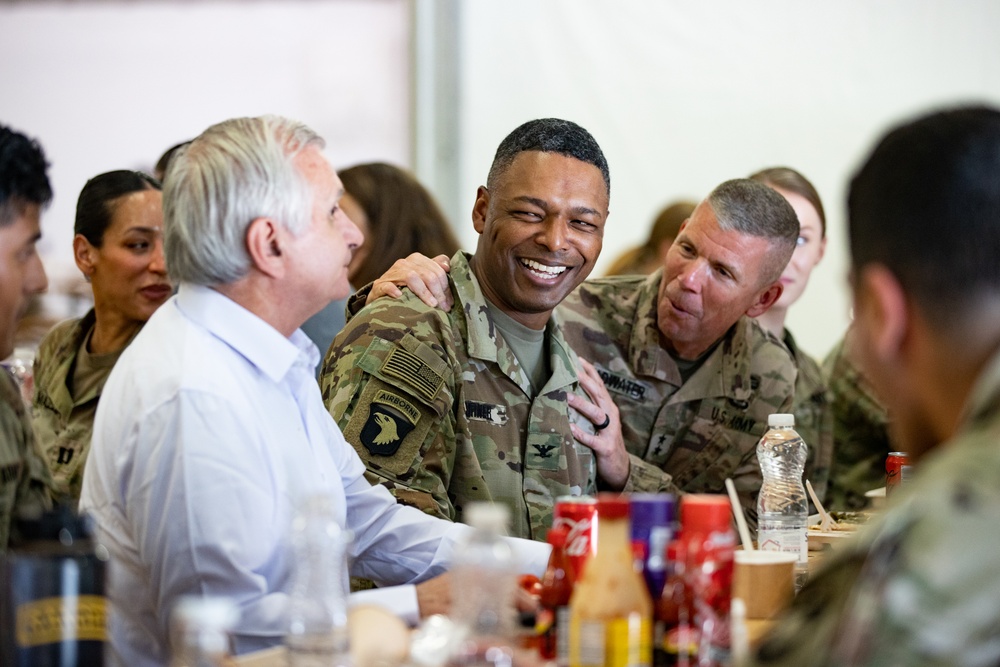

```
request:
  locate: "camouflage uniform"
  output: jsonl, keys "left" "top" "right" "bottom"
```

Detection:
{"left": 1, "top": 366, "right": 52, "bottom": 550}
{"left": 320, "top": 252, "right": 599, "bottom": 541}
{"left": 557, "top": 271, "right": 796, "bottom": 529}
{"left": 753, "top": 349, "right": 1000, "bottom": 667}
{"left": 30, "top": 310, "right": 127, "bottom": 504}
{"left": 783, "top": 329, "right": 833, "bottom": 504}
{"left": 822, "top": 332, "right": 891, "bottom": 510}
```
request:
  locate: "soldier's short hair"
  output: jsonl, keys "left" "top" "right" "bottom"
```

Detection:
{"left": 487, "top": 118, "right": 610, "bottom": 197}
{"left": 849, "top": 105, "right": 1000, "bottom": 329}
{"left": 707, "top": 178, "right": 799, "bottom": 286}
{"left": 0, "top": 124, "right": 52, "bottom": 228}
{"left": 163, "top": 115, "right": 323, "bottom": 287}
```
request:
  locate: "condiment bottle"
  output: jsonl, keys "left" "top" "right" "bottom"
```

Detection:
{"left": 537, "top": 525, "right": 574, "bottom": 665}
{"left": 657, "top": 541, "right": 694, "bottom": 667}
{"left": 569, "top": 494, "right": 652, "bottom": 667}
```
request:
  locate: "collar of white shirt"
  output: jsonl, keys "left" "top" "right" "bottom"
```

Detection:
{"left": 174, "top": 283, "right": 321, "bottom": 381}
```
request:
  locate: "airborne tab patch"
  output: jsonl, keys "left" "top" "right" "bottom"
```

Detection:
{"left": 360, "top": 390, "right": 420, "bottom": 457}
{"left": 381, "top": 347, "right": 444, "bottom": 401}
{"left": 465, "top": 400, "right": 509, "bottom": 426}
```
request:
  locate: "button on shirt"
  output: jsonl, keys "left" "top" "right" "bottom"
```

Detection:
{"left": 80, "top": 284, "right": 549, "bottom": 667}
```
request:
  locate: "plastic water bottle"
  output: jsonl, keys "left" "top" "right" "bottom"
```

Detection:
{"left": 756, "top": 414, "right": 808, "bottom": 571}
{"left": 448, "top": 503, "right": 517, "bottom": 667}
{"left": 285, "top": 494, "right": 353, "bottom": 667}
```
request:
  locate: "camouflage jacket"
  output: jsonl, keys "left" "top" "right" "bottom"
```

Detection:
{"left": 753, "top": 348, "right": 1000, "bottom": 667}
{"left": 1, "top": 368, "right": 52, "bottom": 550}
{"left": 558, "top": 272, "right": 795, "bottom": 529}
{"left": 321, "top": 252, "right": 598, "bottom": 541}
{"left": 822, "top": 332, "right": 891, "bottom": 510}
{"left": 31, "top": 310, "right": 126, "bottom": 504}
{"left": 783, "top": 329, "right": 833, "bottom": 504}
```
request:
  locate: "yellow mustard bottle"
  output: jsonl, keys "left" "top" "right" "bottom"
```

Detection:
{"left": 569, "top": 494, "right": 652, "bottom": 667}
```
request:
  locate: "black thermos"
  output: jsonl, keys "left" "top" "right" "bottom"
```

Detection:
{"left": 0, "top": 504, "right": 109, "bottom": 666}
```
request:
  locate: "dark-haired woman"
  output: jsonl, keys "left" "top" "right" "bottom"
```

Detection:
{"left": 32, "top": 170, "right": 171, "bottom": 504}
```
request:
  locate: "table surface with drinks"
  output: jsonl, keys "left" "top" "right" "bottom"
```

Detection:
{"left": 3, "top": 414, "right": 902, "bottom": 667}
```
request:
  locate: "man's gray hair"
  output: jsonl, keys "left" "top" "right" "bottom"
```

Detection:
{"left": 707, "top": 178, "right": 799, "bottom": 286}
{"left": 163, "top": 115, "right": 324, "bottom": 286}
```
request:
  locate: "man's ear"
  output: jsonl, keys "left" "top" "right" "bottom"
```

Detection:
{"left": 856, "top": 264, "right": 909, "bottom": 364}
{"left": 245, "top": 217, "right": 285, "bottom": 279}
{"left": 73, "top": 234, "right": 96, "bottom": 277}
{"left": 471, "top": 186, "right": 490, "bottom": 235}
{"left": 745, "top": 283, "right": 783, "bottom": 318}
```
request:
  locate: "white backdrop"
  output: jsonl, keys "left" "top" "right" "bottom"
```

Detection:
{"left": 0, "top": 0, "right": 410, "bottom": 293}
{"left": 3, "top": 0, "right": 1000, "bottom": 360}
{"left": 447, "top": 0, "right": 1000, "bottom": 359}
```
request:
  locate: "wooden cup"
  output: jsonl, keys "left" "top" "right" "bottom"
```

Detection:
{"left": 733, "top": 551, "right": 798, "bottom": 619}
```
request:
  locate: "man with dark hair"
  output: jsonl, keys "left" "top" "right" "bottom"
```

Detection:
{"left": 557, "top": 178, "right": 800, "bottom": 526}
{"left": 0, "top": 123, "right": 53, "bottom": 549}
{"left": 753, "top": 106, "right": 1000, "bottom": 665}
{"left": 320, "top": 118, "right": 659, "bottom": 540}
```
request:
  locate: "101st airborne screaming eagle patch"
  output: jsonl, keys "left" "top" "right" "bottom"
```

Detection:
{"left": 359, "top": 390, "right": 421, "bottom": 456}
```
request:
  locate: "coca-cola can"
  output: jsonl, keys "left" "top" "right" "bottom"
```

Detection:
{"left": 885, "top": 451, "right": 911, "bottom": 496}
{"left": 552, "top": 496, "right": 597, "bottom": 581}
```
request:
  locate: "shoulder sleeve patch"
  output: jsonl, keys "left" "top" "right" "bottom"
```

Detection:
{"left": 381, "top": 346, "right": 445, "bottom": 402}
{"left": 343, "top": 383, "right": 432, "bottom": 474}
{"left": 356, "top": 390, "right": 420, "bottom": 456}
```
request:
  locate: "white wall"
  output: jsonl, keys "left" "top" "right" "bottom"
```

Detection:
{"left": 4, "top": 0, "right": 1000, "bottom": 359}
{"left": 450, "top": 0, "right": 1000, "bottom": 359}
{"left": 0, "top": 0, "right": 409, "bottom": 293}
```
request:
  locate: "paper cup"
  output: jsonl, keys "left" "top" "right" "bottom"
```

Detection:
{"left": 732, "top": 551, "right": 798, "bottom": 619}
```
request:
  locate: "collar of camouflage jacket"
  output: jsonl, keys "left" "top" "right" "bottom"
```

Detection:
{"left": 451, "top": 251, "right": 581, "bottom": 396}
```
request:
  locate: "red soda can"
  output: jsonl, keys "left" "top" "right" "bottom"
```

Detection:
{"left": 552, "top": 496, "right": 597, "bottom": 581}
{"left": 886, "top": 452, "right": 911, "bottom": 496}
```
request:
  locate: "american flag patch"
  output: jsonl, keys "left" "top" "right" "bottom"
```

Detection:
{"left": 381, "top": 347, "right": 444, "bottom": 401}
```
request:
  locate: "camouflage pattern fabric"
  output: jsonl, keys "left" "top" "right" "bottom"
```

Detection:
{"left": 783, "top": 329, "right": 833, "bottom": 505}
{"left": 0, "top": 367, "right": 52, "bottom": 550}
{"left": 753, "top": 348, "right": 1000, "bottom": 666}
{"left": 320, "top": 252, "right": 598, "bottom": 541}
{"left": 822, "top": 333, "right": 892, "bottom": 510}
{"left": 558, "top": 271, "right": 796, "bottom": 530}
{"left": 30, "top": 310, "right": 125, "bottom": 504}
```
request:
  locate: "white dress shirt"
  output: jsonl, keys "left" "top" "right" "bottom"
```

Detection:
{"left": 80, "top": 284, "right": 549, "bottom": 667}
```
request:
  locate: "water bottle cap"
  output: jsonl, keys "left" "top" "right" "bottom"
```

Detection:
{"left": 768, "top": 413, "right": 795, "bottom": 427}
{"left": 464, "top": 502, "right": 510, "bottom": 533}
{"left": 679, "top": 494, "right": 732, "bottom": 533}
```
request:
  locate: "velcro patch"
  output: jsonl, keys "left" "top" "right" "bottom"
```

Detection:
{"left": 359, "top": 390, "right": 420, "bottom": 457}
{"left": 381, "top": 347, "right": 444, "bottom": 401}
{"left": 596, "top": 367, "right": 647, "bottom": 401}
{"left": 465, "top": 400, "right": 509, "bottom": 426}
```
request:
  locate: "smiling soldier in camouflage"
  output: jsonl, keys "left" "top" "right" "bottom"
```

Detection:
{"left": 321, "top": 118, "right": 677, "bottom": 540}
